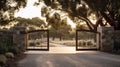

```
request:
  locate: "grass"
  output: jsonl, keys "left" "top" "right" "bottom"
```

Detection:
{"left": 51, "top": 40, "right": 75, "bottom": 46}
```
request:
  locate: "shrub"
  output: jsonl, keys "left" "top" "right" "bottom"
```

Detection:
{"left": 36, "top": 42, "right": 40, "bottom": 45}
{"left": 0, "top": 42, "right": 21, "bottom": 55}
{"left": 0, "top": 43, "right": 8, "bottom": 54}
{"left": 0, "top": 55, "right": 7, "bottom": 66}
{"left": 83, "top": 41, "right": 86, "bottom": 47}
{"left": 29, "top": 42, "right": 36, "bottom": 46}
{"left": 8, "top": 46, "right": 20, "bottom": 55}
{"left": 87, "top": 41, "right": 93, "bottom": 47}
{"left": 78, "top": 41, "right": 82, "bottom": 46}
{"left": 5, "top": 52, "right": 14, "bottom": 58}
{"left": 114, "top": 41, "right": 120, "bottom": 51}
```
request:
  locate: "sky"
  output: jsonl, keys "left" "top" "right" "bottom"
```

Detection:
{"left": 14, "top": 0, "right": 44, "bottom": 19}
{"left": 14, "top": 0, "right": 76, "bottom": 28}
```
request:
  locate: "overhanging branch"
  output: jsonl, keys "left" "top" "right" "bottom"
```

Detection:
{"left": 78, "top": 16, "right": 94, "bottom": 31}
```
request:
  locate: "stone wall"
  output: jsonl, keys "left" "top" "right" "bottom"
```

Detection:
{"left": 113, "top": 30, "right": 120, "bottom": 51}
{"left": 0, "top": 30, "right": 13, "bottom": 45}
{"left": 114, "top": 30, "right": 120, "bottom": 43}
{"left": 0, "top": 26, "right": 27, "bottom": 52}
{"left": 98, "top": 26, "right": 120, "bottom": 52}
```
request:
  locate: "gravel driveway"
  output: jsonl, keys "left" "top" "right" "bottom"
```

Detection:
{"left": 18, "top": 50, "right": 120, "bottom": 67}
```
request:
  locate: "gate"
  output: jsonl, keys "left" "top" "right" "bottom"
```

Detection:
{"left": 26, "top": 30, "right": 49, "bottom": 50}
{"left": 26, "top": 29, "right": 100, "bottom": 51}
{"left": 76, "top": 30, "right": 100, "bottom": 50}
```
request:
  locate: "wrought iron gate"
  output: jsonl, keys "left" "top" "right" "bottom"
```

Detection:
{"left": 26, "top": 30, "right": 49, "bottom": 50}
{"left": 76, "top": 30, "right": 100, "bottom": 50}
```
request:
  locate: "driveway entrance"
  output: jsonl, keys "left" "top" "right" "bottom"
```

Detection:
{"left": 25, "top": 30, "right": 100, "bottom": 51}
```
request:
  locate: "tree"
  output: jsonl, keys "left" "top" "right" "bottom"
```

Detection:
{"left": 0, "top": 0, "right": 26, "bottom": 25}
{"left": 84, "top": 0, "right": 120, "bottom": 30}
{"left": 43, "top": 0, "right": 120, "bottom": 31}
{"left": 47, "top": 13, "right": 72, "bottom": 41}
{"left": 42, "top": 0, "right": 99, "bottom": 32}
{"left": 49, "top": 22, "right": 72, "bottom": 41}
{"left": 16, "top": 17, "right": 46, "bottom": 30}
{"left": 1, "top": 0, "right": 119, "bottom": 30}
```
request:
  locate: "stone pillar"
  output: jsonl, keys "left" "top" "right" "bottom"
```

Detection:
{"left": 96, "top": 27, "right": 101, "bottom": 50}
{"left": 98, "top": 26, "right": 114, "bottom": 52}
{"left": 13, "top": 26, "right": 27, "bottom": 52}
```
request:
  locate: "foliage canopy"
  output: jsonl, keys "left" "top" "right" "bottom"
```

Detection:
{"left": 0, "top": 0, "right": 120, "bottom": 30}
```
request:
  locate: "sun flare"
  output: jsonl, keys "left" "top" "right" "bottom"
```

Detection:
{"left": 14, "top": 0, "right": 46, "bottom": 19}
{"left": 67, "top": 17, "right": 76, "bottom": 28}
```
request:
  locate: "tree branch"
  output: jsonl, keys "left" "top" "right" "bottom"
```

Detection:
{"left": 100, "top": 12, "right": 114, "bottom": 26}
{"left": 78, "top": 16, "right": 94, "bottom": 31}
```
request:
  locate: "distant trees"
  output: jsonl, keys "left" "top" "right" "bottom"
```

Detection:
{"left": 16, "top": 17, "right": 46, "bottom": 30}
{"left": 49, "top": 24, "right": 72, "bottom": 41}
{"left": 46, "top": 13, "right": 72, "bottom": 40}
{"left": 41, "top": 5, "right": 73, "bottom": 40}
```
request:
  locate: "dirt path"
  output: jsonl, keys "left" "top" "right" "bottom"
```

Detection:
{"left": 49, "top": 43, "right": 67, "bottom": 47}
